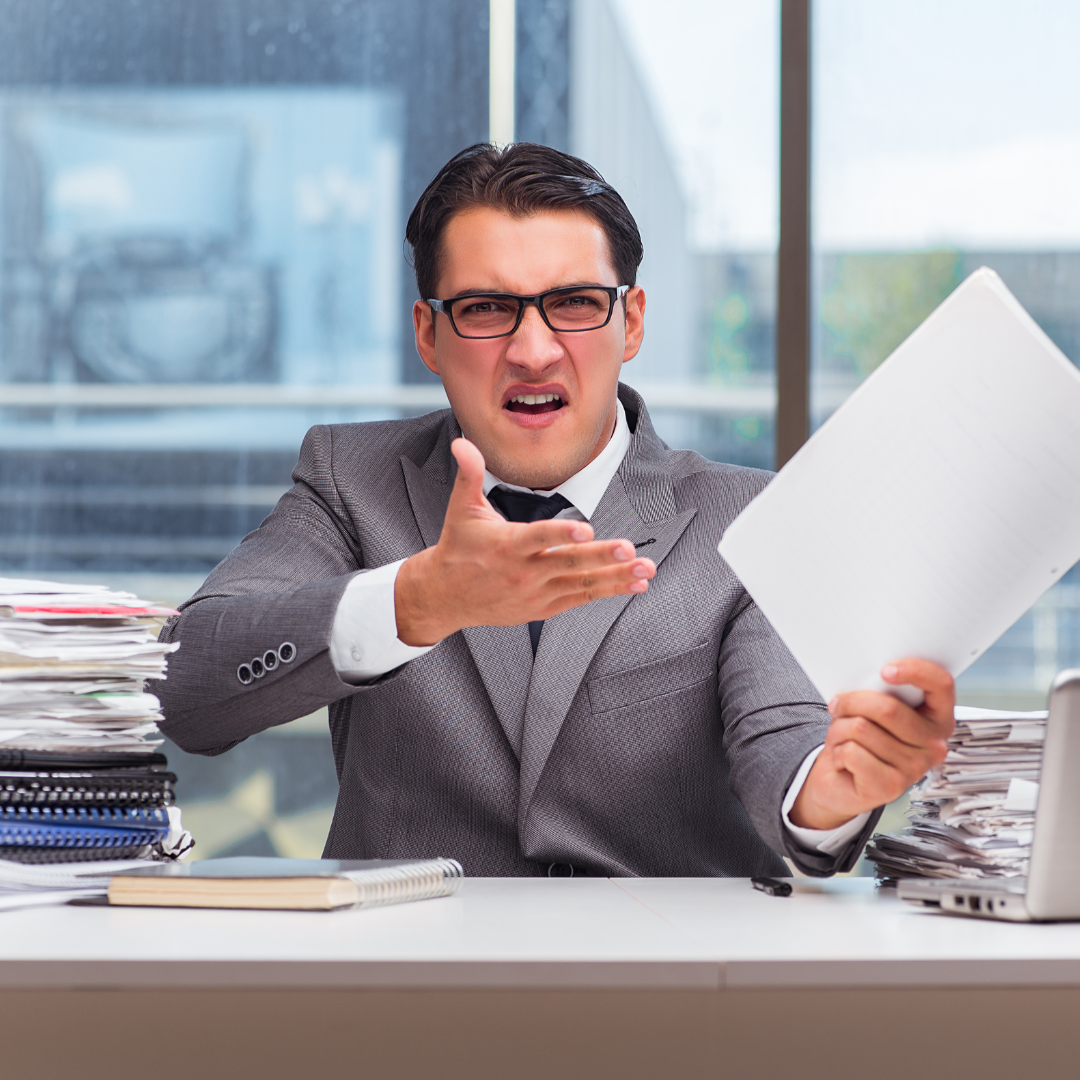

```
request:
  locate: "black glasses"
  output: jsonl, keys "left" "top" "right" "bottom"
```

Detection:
{"left": 428, "top": 285, "right": 630, "bottom": 339}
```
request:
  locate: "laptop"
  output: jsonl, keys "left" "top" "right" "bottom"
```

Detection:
{"left": 898, "top": 669, "right": 1080, "bottom": 922}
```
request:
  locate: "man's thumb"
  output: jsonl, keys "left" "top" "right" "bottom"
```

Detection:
{"left": 448, "top": 437, "right": 492, "bottom": 513}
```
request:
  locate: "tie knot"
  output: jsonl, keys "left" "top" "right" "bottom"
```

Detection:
{"left": 488, "top": 487, "right": 574, "bottom": 523}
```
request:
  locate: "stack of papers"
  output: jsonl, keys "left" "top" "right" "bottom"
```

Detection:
{"left": 0, "top": 577, "right": 192, "bottom": 876}
{"left": 0, "top": 855, "right": 151, "bottom": 911}
{"left": 0, "top": 577, "right": 178, "bottom": 752}
{"left": 866, "top": 706, "right": 1046, "bottom": 883}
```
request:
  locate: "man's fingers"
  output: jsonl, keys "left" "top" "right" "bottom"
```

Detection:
{"left": 537, "top": 537, "right": 642, "bottom": 571}
{"left": 830, "top": 690, "right": 940, "bottom": 747}
{"left": 533, "top": 560, "right": 657, "bottom": 614}
{"left": 541, "top": 547, "right": 656, "bottom": 597}
{"left": 512, "top": 517, "right": 594, "bottom": 553}
{"left": 429, "top": 440, "right": 662, "bottom": 635}
{"left": 881, "top": 658, "right": 956, "bottom": 727}
{"left": 447, "top": 438, "right": 495, "bottom": 516}
{"left": 827, "top": 715, "right": 947, "bottom": 776}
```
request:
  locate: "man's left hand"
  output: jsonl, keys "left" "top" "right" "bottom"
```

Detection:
{"left": 789, "top": 658, "right": 955, "bottom": 831}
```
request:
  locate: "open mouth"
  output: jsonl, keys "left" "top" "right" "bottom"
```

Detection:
{"left": 505, "top": 393, "right": 565, "bottom": 416}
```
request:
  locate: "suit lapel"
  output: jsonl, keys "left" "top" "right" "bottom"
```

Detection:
{"left": 400, "top": 427, "right": 533, "bottom": 759}
{"left": 460, "top": 624, "right": 533, "bottom": 757}
{"left": 400, "top": 454, "right": 450, "bottom": 551}
{"left": 517, "top": 388, "right": 698, "bottom": 827}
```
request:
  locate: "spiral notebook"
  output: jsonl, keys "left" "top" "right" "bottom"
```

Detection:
{"left": 0, "top": 823, "right": 166, "bottom": 849}
{"left": 0, "top": 805, "right": 170, "bottom": 849}
{"left": 0, "top": 768, "right": 176, "bottom": 808}
{"left": 0, "top": 751, "right": 169, "bottom": 770}
{"left": 108, "top": 856, "right": 465, "bottom": 911}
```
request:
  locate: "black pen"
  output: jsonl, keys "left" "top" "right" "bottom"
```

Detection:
{"left": 751, "top": 876, "right": 793, "bottom": 897}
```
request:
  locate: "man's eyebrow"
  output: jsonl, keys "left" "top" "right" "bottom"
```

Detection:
{"left": 445, "top": 281, "right": 614, "bottom": 296}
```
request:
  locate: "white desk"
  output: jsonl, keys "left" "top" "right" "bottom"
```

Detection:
{"left": 3, "top": 878, "right": 1080, "bottom": 1080}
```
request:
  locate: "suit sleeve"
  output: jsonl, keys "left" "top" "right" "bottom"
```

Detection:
{"left": 717, "top": 595, "right": 883, "bottom": 876}
{"left": 151, "top": 424, "right": 372, "bottom": 755}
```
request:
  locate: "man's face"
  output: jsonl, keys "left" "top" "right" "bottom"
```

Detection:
{"left": 413, "top": 206, "right": 645, "bottom": 489}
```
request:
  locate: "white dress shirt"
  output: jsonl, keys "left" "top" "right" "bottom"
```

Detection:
{"left": 328, "top": 399, "right": 869, "bottom": 855}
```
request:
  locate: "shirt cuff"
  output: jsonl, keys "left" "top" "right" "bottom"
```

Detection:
{"left": 328, "top": 559, "right": 435, "bottom": 684}
{"left": 781, "top": 744, "right": 872, "bottom": 856}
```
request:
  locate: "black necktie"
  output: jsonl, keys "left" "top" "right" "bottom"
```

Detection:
{"left": 487, "top": 486, "right": 574, "bottom": 656}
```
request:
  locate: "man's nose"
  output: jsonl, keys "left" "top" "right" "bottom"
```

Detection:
{"left": 503, "top": 303, "right": 563, "bottom": 370}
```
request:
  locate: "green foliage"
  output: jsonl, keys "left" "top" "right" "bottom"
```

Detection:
{"left": 821, "top": 251, "right": 964, "bottom": 378}
{"left": 709, "top": 291, "right": 750, "bottom": 382}
{"left": 733, "top": 415, "right": 760, "bottom": 440}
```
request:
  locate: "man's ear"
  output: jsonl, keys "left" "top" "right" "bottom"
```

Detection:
{"left": 622, "top": 286, "right": 646, "bottom": 364}
{"left": 413, "top": 299, "right": 440, "bottom": 375}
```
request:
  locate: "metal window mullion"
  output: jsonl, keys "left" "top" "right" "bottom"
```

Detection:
{"left": 775, "top": 0, "right": 812, "bottom": 469}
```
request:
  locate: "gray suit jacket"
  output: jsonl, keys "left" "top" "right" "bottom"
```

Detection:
{"left": 154, "top": 384, "right": 881, "bottom": 877}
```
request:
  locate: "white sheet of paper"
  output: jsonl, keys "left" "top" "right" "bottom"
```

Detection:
{"left": 0, "top": 889, "right": 102, "bottom": 911}
{"left": 1004, "top": 777, "right": 1041, "bottom": 812}
{"left": 718, "top": 267, "right": 1080, "bottom": 705}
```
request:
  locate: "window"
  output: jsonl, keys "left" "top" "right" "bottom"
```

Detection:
{"left": 580, "top": 0, "right": 779, "bottom": 469}
{"left": 814, "top": 0, "right": 1080, "bottom": 710}
{"left": 0, "top": 0, "right": 777, "bottom": 859}
{"left": 0, "top": 0, "right": 489, "bottom": 859}
{"left": 8, "top": 0, "right": 1067, "bottom": 862}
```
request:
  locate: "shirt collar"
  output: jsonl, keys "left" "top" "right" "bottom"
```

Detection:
{"left": 482, "top": 398, "right": 630, "bottom": 521}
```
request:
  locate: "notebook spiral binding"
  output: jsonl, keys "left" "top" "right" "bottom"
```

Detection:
{"left": 0, "top": 775, "right": 176, "bottom": 808}
{"left": 343, "top": 858, "right": 464, "bottom": 909}
{"left": 0, "top": 805, "right": 169, "bottom": 827}
{"left": 0, "top": 805, "right": 170, "bottom": 847}
{"left": 0, "top": 823, "right": 166, "bottom": 848}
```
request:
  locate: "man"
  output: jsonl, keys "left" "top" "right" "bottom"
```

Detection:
{"left": 155, "top": 143, "right": 954, "bottom": 877}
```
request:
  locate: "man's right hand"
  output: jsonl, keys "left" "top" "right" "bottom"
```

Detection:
{"left": 394, "top": 437, "right": 656, "bottom": 647}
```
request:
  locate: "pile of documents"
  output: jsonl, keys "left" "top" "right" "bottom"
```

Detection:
{"left": 0, "top": 855, "right": 155, "bottom": 910}
{"left": 866, "top": 706, "right": 1046, "bottom": 883}
{"left": 0, "top": 577, "right": 190, "bottom": 870}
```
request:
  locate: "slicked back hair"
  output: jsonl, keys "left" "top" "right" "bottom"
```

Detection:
{"left": 405, "top": 142, "right": 644, "bottom": 301}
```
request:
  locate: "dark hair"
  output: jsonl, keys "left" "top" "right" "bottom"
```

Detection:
{"left": 405, "top": 142, "right": 643, "bottom": 300}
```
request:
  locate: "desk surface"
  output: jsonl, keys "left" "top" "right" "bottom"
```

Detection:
{"left": 5, "top": 877, "right": 1080, "bottom": 990}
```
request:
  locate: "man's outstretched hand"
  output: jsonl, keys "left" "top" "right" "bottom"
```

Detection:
{"left": 790, "top": 658, "right": 956, "bottom": 831}
{"left": 394, "top": 437, "right": 657, "bottom": 647}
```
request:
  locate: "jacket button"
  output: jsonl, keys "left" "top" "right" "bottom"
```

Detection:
{"left": 279, "top": 642, "right": 296, "bottom": 663}
{"left": 251, "top": 657, "right": 265, "bottom": 678}
{"left": 237, "top": 664, "right": 253, "bottom": 685}
{"left": 263, "top": 649, "right": 279, "bottom": 671}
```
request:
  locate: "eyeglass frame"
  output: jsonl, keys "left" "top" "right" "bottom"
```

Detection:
{"left": 427, "top": 284, "right": 631, "bottom": 340}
